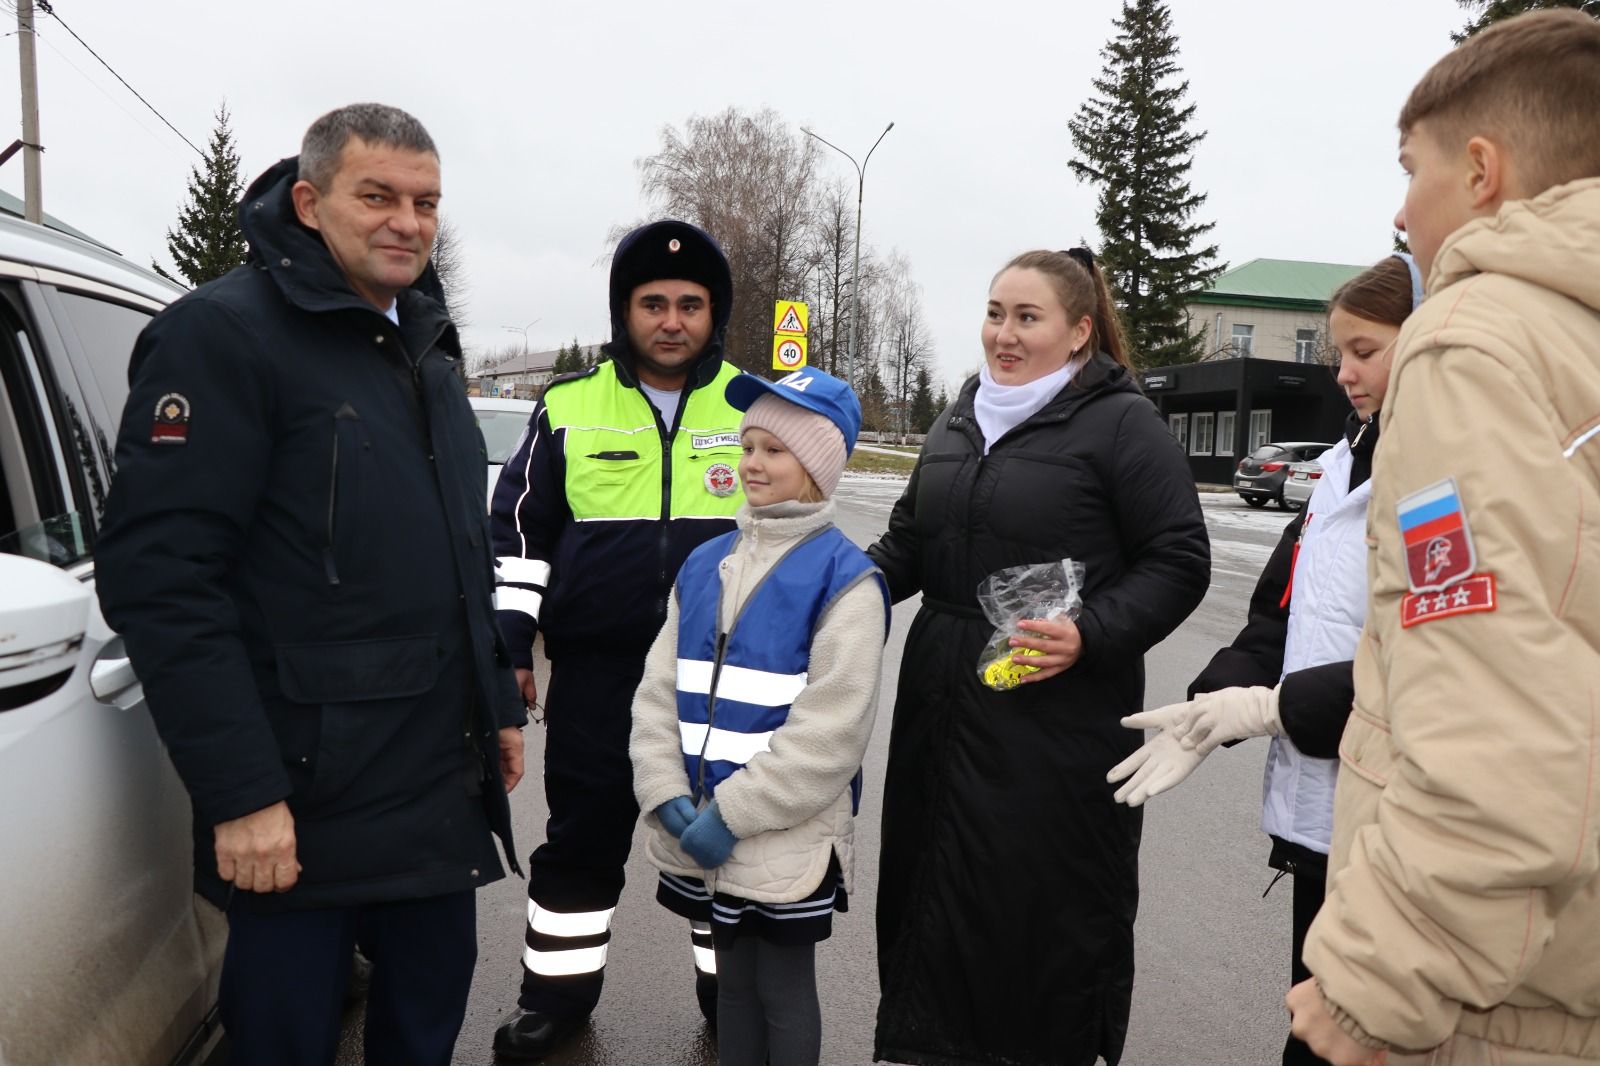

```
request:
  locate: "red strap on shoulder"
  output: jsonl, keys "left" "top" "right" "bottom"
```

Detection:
{"left": 1279, "top": 515, "right": 1312, "bottom": 610}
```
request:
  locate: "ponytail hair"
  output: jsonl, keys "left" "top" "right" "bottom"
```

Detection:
{"left": 996, "top": 248, "right": 1132, "bottom": 374}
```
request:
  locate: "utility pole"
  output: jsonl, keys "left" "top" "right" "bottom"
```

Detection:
{"left": 17, "top": 0, "right": 42, "bottom": 223}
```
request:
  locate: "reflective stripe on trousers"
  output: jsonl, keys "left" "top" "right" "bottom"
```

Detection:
{"left": 522, "top": 902, "right": 615, "bottom": 978}
{"left": 690, "top": 920, "right": 716, "bottom": 976}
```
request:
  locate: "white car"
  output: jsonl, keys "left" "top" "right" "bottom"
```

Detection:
{"left": 1281, "top": 459, "right": 1324, "bottom": 511}
{"left": 471, "top": 394, "right": 537, "bottom": 508}
{"left": 0, "top": 213, "right": 227, "bottom": 1064}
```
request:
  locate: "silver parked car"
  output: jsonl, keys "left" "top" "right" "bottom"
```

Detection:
{"left": 471, "top": 394, "right": 537, "bottom": 508}
{"left": 1280, "top": 459, "right": 1324, "bottom": 511}
{"left": 0, "top": 213, "right": 226, "bottom": 1064}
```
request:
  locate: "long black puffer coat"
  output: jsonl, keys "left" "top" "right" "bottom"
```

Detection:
{"left": 869, "top": 354, "right": 1210, "bottom": 1066}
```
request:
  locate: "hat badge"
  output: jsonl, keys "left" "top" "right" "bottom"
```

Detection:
{"left": 668, "top": 238, "right": 682, "bottom": 253}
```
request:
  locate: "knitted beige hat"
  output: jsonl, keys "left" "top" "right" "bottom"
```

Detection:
{"left": 740, "top": 393, "right": 848, "bottom": 498}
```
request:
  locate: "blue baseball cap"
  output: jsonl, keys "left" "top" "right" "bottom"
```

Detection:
{"left": 725, "top": 368, "right": 864, "bottom": 456}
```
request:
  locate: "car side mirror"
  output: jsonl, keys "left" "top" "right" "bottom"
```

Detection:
{"left": 0, "top": 553, "right": 91, "bottom": 698}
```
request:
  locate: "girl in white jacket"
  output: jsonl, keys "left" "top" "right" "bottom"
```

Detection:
{"left": 1106, "top": 254, "right": 1422, "bottom": 1066}
{"left": 630, "top": 366, "right": 888, "bottom": 1066}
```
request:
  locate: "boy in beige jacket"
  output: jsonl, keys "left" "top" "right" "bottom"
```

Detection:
{"left": 1288, "top": 11, "right": 1600, "bottom": 1066}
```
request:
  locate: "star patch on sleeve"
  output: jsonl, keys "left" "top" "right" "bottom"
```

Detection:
{"left": 151, "top": 392, "right": 190, "bottom": 445}
{"left": 1401, "top": 574, "right": 1496, "bottom": 628}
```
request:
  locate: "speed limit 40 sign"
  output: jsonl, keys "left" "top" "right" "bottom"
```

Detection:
{"left": 772, "top": 334, "right": 808, "bottom": 370}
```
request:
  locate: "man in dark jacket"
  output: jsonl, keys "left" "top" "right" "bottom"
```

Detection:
{"left": 489, "top": 220, "right": 745, "bottom": 1058}
{"left": 95, "top": 103, "right": 525, "bottom": 1066}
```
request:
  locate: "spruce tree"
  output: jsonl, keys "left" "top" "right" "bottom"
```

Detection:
{"left": 155, "top": 105, "right": 248, "bottom": 288}
{"left": 1068, "top": 0, "right": 1223, "bottom": 367}
{"left": 858, "top": 366, "right": 888, "bottom": 434}
{"left": 909, "top": 367, "right": 936, "bottom": 433}
{"left": 1454, "top": 0, "right": 1597, "bottom": 40}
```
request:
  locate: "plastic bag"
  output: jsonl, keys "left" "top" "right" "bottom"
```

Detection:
{"left": 975, "top": 559, "right": 1086, "bottom": 691}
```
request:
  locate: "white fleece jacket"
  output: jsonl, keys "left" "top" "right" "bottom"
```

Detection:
{"left": 630, "top": 499, "right": 887, "bottom": 903}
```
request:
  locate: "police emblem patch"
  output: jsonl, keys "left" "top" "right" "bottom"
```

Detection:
{"left": 1396, "top": 478, "right": 1476, "bottom": 592}
{"left": 151, "top": 392, "right": 191, "bottom": 445}
{"left": 704, "top": 462, "right": 737, "bottom": 497}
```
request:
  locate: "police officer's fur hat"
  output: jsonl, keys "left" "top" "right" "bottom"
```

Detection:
{"left": 608, "top": 221, "right": 733, "bottom": 330}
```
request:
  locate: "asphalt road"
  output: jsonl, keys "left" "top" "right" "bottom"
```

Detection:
{"left": 335, "top": 483, "right": 1300, "bottom": 1066}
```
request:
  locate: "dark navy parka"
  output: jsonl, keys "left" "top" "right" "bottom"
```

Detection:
{"left": 95, "top": 157, "right": 524, "bottom": 910}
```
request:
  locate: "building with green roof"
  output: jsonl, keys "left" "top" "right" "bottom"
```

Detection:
{"left": 0, "top": 188, "right": 118, "bottom": 254}
{"left": 1141, "top": 257, "right": 1371, "bottom": 491}
{"left": 1186, "top": 258, "right": 1366, "bottom": 363}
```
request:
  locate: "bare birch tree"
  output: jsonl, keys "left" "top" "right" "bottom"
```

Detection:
{"left": 634, "top": 107, "right": 820, "bottom": 372}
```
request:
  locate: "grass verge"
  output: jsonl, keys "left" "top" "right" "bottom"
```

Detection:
{"left": 846, "top": 450, "right": 917, "bottom": 476}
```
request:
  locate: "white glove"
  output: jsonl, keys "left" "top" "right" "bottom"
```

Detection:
{"left": 1106, "top": 727, "right": 1205, "bottom": 807}
{"left": 1166, "top": 685, "right": 1282, "bottom": 755}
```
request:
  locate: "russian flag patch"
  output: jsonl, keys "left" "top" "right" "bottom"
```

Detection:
{"left": 1396, "top": 478, "right": 1477, "bottom": 592}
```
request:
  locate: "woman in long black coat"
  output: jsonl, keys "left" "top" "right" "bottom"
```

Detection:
{"left": 869, "top": 249, "right": 1210, "bottom": 1066}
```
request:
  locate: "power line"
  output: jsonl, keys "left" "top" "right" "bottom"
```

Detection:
{"left": 31, "top": 23, "right": 189, "bottom": 164}
{"left": 34, "top": 1, "right": 204, "bottom": 159}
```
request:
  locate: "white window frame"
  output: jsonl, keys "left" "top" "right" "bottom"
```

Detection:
{"left": 1168, "top": 413, "right": 1188, "bottom": 449}
{"left": 1231, "top": 323, "right": 1255, "bottom": 357}
{"left": 1189, "top": 412, "right": 1215, "bottom": 456}
{"left": 1214, "top": 411, "right": 1236, "bottom": 457}
{"left": 1249, "top": 409, "right": 1272, "bottom": 450}
{"left": 1294, "top": 329, "right": 1319, "bottom": 364}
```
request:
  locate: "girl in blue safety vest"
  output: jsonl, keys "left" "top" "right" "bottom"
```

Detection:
{"left": 630, "top": 365, "right": 890, "bottom": 1066}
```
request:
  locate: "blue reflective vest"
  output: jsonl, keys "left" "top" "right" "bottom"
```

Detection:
{"left": 674, "top": 525, "right": 890, "bottom": 807}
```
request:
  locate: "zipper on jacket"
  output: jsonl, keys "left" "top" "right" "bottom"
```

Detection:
{"left": 695, "top": 631, "right": 730, "bottom": 802}
{"left": 653, "top": 390, "right": 692, "bottom": 619}
{"left": 323, "top": 427, "right": 342, "bottom": 586}
{"left": 410, "top": 362, "right": 435, "bottom": 456}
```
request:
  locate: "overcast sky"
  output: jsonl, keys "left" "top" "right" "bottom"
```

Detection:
{"left": 1, "top": 0, "right": 1466, "bottom": 387}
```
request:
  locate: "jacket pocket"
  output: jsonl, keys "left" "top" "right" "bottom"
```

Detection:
{"left": 568, "top": 451, "right": 655, "bottom": 518}
{"left": 275, "top": 634, "right": 444, "bottom": 807}
{"left": 275, "top": 634, "right": 442, "bottom": 705}
{"left": 323, "top": 404, "right": 371, "bottom": 586}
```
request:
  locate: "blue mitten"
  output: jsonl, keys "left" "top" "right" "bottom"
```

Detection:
{"left": 655, "top": 797, "right": 697, "bottom": 839}
{"left": 678, "top": 802, "right": 739, "bottom": 869}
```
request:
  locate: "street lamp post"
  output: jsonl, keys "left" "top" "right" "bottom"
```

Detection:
{"left": 502, "top": 319, "right": 540, "bottom": 350}
{"left": 802, "top": 122, "right": 894, "bottom": 387}
{"left": 497, "top": 319, "right": 540, "bottom": 397}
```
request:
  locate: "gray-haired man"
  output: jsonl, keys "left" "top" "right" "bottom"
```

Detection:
{"left": 96, "top": 103, "right": 525, "bottom": 1064}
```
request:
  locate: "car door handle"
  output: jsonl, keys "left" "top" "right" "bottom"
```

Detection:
{"left": 90, "top": 656, "right": 142, "bottom": 709}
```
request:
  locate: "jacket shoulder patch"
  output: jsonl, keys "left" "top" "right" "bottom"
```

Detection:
{"left": 1397, "top": 477, "right": 1478, "bottom": 592}
{"left": 1400, "top": 574, "right": 1496, "bottom": 628}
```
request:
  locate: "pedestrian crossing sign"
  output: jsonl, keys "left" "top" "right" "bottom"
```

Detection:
{"left": 773, "top": 301, "right": 809, "bottom": 336}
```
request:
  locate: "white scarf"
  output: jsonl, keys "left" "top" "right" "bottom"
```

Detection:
{"left": 973, "top": 360, "right": 1077, "bottom": 454}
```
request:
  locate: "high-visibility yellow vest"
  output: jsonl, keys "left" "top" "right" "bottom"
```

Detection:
{"left": 541, "top": 361, "right": 746, "bottom": 521}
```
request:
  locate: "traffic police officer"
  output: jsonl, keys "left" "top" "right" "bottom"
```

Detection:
{"left": 95, "top": 104, "right": 526, "bottom": 1065}
{"left": 491, "top": 220, "right": 744, "bottom": 1058}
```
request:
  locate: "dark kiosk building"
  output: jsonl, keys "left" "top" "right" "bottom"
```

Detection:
{"left": 1140, "top": 258, "right": 1365, "bottom": 484}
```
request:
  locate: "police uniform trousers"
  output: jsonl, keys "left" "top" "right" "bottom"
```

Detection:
{"left": 219, "top": 890, "right": 476, "bottom": 1066}
{"left": 517, "top": 645, "right": 712, "bottom": 1017}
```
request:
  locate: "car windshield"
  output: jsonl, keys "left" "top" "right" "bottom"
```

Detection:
{"left": 1248, "top": 445, "right": 1286, "bottom": 461}
{"left": 477, "top": 410, "right": 531, "bottom": 464}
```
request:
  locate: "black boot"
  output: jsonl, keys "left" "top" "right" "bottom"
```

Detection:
{"left": 695, "top": 969, "right": 719, "bottom": 1030}
{"left": 492, "top": 1007, "right": 589, "bottom": 1061}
